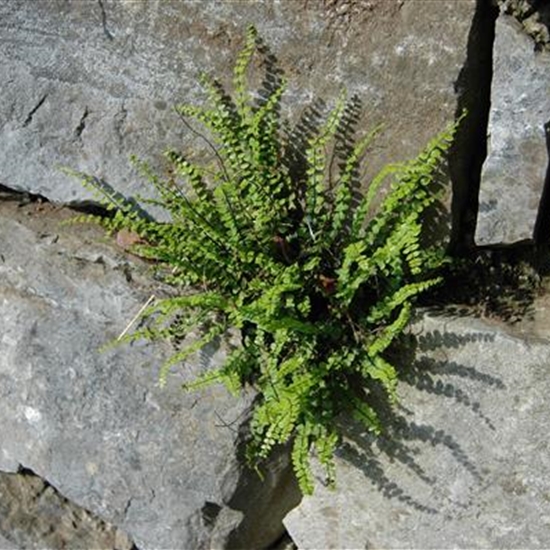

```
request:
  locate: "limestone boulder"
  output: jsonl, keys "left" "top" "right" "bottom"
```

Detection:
{"left": 0, "top": 198, "right": 299, "bottom": 550}
{"left": 284, "top": 313, "right": 550, "bottom": 549}
{"left": 0, "top": 533, "right": 18, "bottom": 550}
{"left": 0, "top": 0, "right": 476, "bottom": 212}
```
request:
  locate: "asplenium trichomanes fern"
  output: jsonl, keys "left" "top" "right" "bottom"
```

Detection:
{"left": 70, "top": 26, "right": 460, "bottom": 495}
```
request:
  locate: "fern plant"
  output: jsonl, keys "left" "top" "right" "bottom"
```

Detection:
{"left": 70, "top": 26, "right": 460, "bottom": 495}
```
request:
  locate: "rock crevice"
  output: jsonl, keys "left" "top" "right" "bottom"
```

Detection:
{"left": 449, "top": 0, "right": 498, "bottom": 254}
{"left": 22, "top": 93, "right": 48, "bottom": 128}
{"left": 533, "top": 120, "right": 550, "bottom": 245}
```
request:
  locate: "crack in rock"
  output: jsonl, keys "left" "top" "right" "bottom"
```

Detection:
{"left": 448, "top": 0, "right": 498, "bottom": 253}
{"left": 533, "top": 119, "right": 550, "bottom": 244}
{"left": 113, "top": 101, "right": 128, "bottom": 153}
{"left": 123, "top": 497, "right": 134, "bottom": 520}
{"left": 97, "top": 0, "right": 114, "bottom": 41}
{"left": 22, "top": 94, "right": 48, "bottom": 128}
{"left": 74, "top": 106, "right": 90, "bottom": 141}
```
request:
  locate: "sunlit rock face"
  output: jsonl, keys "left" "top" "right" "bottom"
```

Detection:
{"left": 0, "top": 0, "right": 475, "bottom": 213}
{"left": 476, "top": 12, "right": 550, "bottom": 245}
{"left": 285, "top": 312, "right": 550, "bottom": 549}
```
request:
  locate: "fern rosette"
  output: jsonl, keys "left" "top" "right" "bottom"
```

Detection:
{"left": 71, "top": 26, "right": 460, "bottom": 495}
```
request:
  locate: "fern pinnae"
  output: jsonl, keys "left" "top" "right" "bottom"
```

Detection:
{"left": 233, "top": 25, "right": 258, "bottom": 123}
{"left": 292, "top": 423, "right": 315, "bottom": 495}
{"left": 366, "top": 278, "right": 441, "bottom": 325}
{"left": 349, "top": 395, "right": 382, "bottom": 434}
{"left": 366, "top": 301, "right": 411, "bottom": 356}
{"left": 314, "top": 427, "right": 338, "bottom": 488}
{"left": 134, "top": 163, "right": 220, "bottom": 244}
{"left": 329, "top": 124, "right": 382, "bottom": 243}
{"left": 165, "top": 151, "right": 215, "bottom": 209}
{"left": 174, "top": 105, "right": 232, "bottom": 184}
{"left": 349, "top": 162, "right": 404, "bottom": 240}
{"left": 301, "top": 92, "right": 347, "bottom": 236}
{"left": 362, "top": 354, "right": 398, "bottom": 399}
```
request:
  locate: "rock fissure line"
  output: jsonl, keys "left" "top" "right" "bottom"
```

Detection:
{"left": 97, "top": 0, "right": 114, "bottom": 41}
{"left": 22, "top": 93, "right": 48, "bottom": 127}
{"left": 74, "top": 107, "right": 90, "bottom": 141}
{"left": 113, "top": 101, "right": 128, "bottom": 153}
{"left": 0, "top": 182, "right": 51, "bottom": 207}
{"left": 123, "top": 497, "right": 133, "bottom": 519}
{"left": 0, "top": 180, "right": 116, "bottom": 218}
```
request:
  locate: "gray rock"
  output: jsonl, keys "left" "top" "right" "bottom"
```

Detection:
{"left": 284, "top": 313, "right": 550, "bottom": 549}
{"left": 0, "top": 533, "right": 19, "bottom": 550}
{"left": 0, "top": 0, "right": 475, "bottom": 213}
{"left": 476, "top": 13, "right": 550, "bottom": 245}
{"left": 0, "top": 200, "right": 299, "bottom": 550}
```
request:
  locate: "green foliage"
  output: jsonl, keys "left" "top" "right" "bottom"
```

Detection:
{"left": 70, "top": 25, "right": 460, "bottom": 495}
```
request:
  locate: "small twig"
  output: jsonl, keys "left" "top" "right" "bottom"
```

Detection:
{"left": 118, "top": 294, "right": 156, "bottom": 341}
{"left": 176, "top": 110, "right": 231, "bottom": 184}
{"left": 214, "top": 410, "right": 249, "bottom": 432}
{"left": 305, "top": 215, "right": 317, "bottom": 241}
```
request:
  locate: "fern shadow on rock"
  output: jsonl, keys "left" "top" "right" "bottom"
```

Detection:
{"left": 420, "top": 245, "right": 541, "bottom": 324}
{"left": 70, "top": 175, "right": 155, "bottom": 221}
{"left": 334, "top": 328, "right": 506, "bottom": 517}
{"left": 254, "top": 34, "right": 285, "bottom": 109}
{"left": 421, "top": 161, "right": 453, "bottom": 251}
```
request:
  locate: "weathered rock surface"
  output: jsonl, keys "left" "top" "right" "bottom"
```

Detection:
{"left": 0, "top": 0, "right": 476, "bottom": 211}
{"left": 0, "top": 197, "right": 299, "bottom": 549}
{"left": 0, "top": 468, "right": 135, "bottom": 550}
{"left": 284, "top": 312, "right": 550, "bottom": 548}
{"left": 0, "top": 533, "right": 18, "bottom": 550}
{"left": 476, "top": 12, "right": 550, "bottom": 245}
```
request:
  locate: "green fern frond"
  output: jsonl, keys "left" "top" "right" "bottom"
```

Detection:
{"left": 330, "top": 124, "right": 382, "bottom": 243}
{"left": 301, "top": 91, "right": 347, "bottom": 241}
{"left": 292, "top": 423, "right": 314, "bottom": 495}
{"left": 233, "top": 25, "right": 258, "bottom": 122}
